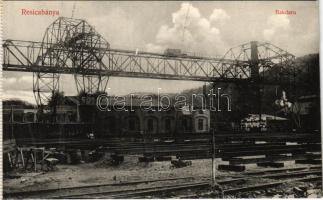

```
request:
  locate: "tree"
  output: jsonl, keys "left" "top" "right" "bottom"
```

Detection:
{"left": 3, "top": 99, "right": 35, "bottom": 109}
{"left": 48, "top": 91, "right": 65, "bottom": 122}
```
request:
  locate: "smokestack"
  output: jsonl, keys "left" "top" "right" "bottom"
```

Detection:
{"left": 250, "top": 41, "right": 259, "bottom": 80}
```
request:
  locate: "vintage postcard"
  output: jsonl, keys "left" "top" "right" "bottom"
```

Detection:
{"left": 2, "top": 0, "right": 321, "bottom": 199}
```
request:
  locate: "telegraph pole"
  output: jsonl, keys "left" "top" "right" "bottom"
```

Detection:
{"left": 208, "top": 83, "right": 223, "bottom": 197}
{"left": 205, "top": 83, "right": 217, "bottom": 188}
{"left": 250, "top": 41, "right": 262, "bottom": 130}
{"left": 212, "top": 128, "right": 216, "bottom": 187}
{"left": 209, "top": 82, "right": 217, "bottom": 188}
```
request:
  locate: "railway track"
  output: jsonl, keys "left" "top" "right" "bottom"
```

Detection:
{"left": 109, "top": 177, "right": 321, "bottom": 199}
{"left": 110, "top": 168, "right": 322, "bottom": 199}
{"left": 14, "top": 138, "right": 320, "bottom": 161}
{"left": 4, "top": 176, "right": 198, "bottom": 199}
{"left": 5, "top": 166, "right": 321, "bottom": 199}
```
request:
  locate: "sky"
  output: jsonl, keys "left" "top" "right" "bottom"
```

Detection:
{"left": 2, "top": 1, "right": 320, "bottom": 104}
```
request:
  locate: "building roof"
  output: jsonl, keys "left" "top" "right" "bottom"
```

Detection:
{"left": 69, "top": 95, "right": 205, "bottom": 109}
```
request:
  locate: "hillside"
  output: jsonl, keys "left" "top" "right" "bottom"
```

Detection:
{"left": 180, "top": 53, "right": 320, "bottom": 123}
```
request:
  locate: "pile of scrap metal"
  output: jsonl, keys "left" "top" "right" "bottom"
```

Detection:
{"left": 4, "top": 142, "right": 60, "bottom": 172}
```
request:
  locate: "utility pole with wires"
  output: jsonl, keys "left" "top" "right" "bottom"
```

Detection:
{"left": 181, "top": 5, "right": 191, "bottom": 50}
{"left": 212, "top": 128, "right": 216, "bottom": 186}
{"left": 71, "top": 3, "right": 76, "bottom": 18}
{"left": 208, "top": 82, "right": 223, "bottom": 197}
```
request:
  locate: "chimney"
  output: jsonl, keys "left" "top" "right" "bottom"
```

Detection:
{"left": 250, "top": 41, "right": 259, "bottom": 80}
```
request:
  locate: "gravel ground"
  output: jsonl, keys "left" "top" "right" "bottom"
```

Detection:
{"left": 4, "top": 156, "right": 225, "bottom": 192}
{"left": 3, "top": 155, "right": 322, "bottom": 198}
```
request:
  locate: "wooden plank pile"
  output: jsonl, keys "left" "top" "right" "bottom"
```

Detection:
{"left": 215, "top": 132, "right": 321, "bottom": 171}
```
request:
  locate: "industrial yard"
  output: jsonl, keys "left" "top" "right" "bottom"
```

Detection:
{"left": 2, "top": 1, "right": 321, "bottom": 199}
{"left": 4, "top": 157, "right": 322, "bottom": 198}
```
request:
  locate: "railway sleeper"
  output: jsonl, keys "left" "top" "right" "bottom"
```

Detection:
{"left": 219, "top": 148, "right": 308, "bottom": 157}
{"left": 218, "top": 164, "right": 246, "bottom": 172}
{"left": 228, "top": 153, "right": 321, "bottom": 165}
{"left": 257, "top": 162, "right": 285, "bottom": 168}
{"left": 218, "top": 144, "right": 321, "bottom": 152}
{"left": 295, "top": 159, "right": 322, "bottom": 165}
{"left": 110, "top": 154, "right": 124, "bottom": 165}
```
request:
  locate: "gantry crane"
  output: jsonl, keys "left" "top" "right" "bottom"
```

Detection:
{"left": 3, "top": 17, "right": 297, "bottom": 109}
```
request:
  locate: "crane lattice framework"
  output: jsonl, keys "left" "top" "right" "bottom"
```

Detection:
{"left": 36, "top": 18, "right": 110, "bottom": 105}
{"left": 3, "top": 17, "right": 297, "bottom": 107}
{"left": 221, "top": 41, "right": 296, "bottom": 83}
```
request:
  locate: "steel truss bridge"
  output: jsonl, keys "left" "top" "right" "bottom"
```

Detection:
{"left": 3, "top": 17, "right": 298, "bottom": 106}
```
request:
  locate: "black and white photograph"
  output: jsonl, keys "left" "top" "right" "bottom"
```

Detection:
{"left": 2, "top": 0, "right": 322, "bottom": 198}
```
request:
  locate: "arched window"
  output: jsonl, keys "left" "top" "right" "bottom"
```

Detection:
{"left": 147, "top": 118, "right": 154, "bottom": 132}
{"left": 182, "top": 118, "right": 188, "bottom": 131}
{"left": 182, "top": 117, "right": 192, "bottom": 131}
{"left": 198, "top": 118, "right": 204, "bottom": 130}
{"left": 165, "top": 118, "right": 171, "bottom": 131}
{"left": 107, "top": 116, "right": 116, "bottom": 132}
{"left": 128, "top": 118, "right": 135, "bottom": 130}
{"left": 24, "top": 112, "right": 35, "bottom": 123}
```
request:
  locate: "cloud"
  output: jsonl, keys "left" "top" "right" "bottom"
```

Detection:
{"left": 3, "top": 75, "right": 33, "bottom": 91}
{"left": 87, "top": 8, "right": 136, "bottom": 49}
{"left": 267, "top": 15, "right": 290, "bottom": 28}
{"left": 263, "top": 15, "right": 290, "bottom": 41}
{"left": 209, "top": 8, "right": 230, "bottom": 24}
{"left": 146, "top": 3, "right": 229, "bottom": 56}
{"left": 263, "top": 29, "right": 275, "bottom": 41}
{"left": 145, "top": 43, "right": 164, "bottom": 53}
{"left": 2, "top": 90, "right": 36, "bottom": 104}
{"left": 5, "top": 77, "right": 17, "bottom": 84}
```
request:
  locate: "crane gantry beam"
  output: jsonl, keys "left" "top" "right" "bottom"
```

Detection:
{"left": 3, "top": 39, "right": 296, "bottom": 82}
{"left": 2, "top": 17, "right": 297, "bottom": 106}
{"left": 3, "top": 40, "right": 250, "bottom": 82}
